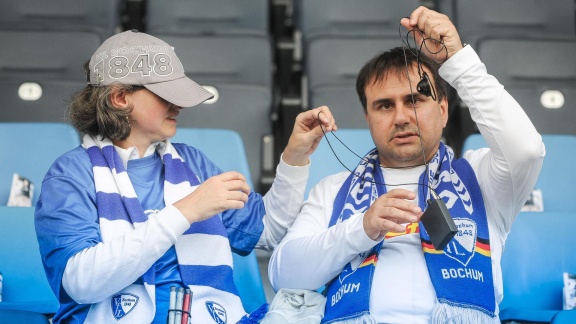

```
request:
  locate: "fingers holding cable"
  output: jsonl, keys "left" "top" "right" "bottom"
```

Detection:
{"left": 401, "top": 6, "right": 463, "bottom": 59}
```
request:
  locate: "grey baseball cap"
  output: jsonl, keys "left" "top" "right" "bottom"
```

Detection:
{"left": 87, "top": 30, "right": 213, "bottom": 107}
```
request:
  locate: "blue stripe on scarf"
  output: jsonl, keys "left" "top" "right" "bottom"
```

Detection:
{"left": 86, "top": 146, "right": 108, "bottom": 167}
{"left": 163, "top": 153, "right": 200, "bottom": 185}
{"left": 101, "top": 145, "right": 124, "bottom": 171}
{"left": 95, "top": 192, "right": 148, "bottom": 223}
{"left": 184, "top": 216, "right": 228, "bottom": 237}
{"left": 179, "top": 264, "right": 239, "bottom": 296}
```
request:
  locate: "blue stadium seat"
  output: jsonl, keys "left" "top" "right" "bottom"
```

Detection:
{"left": 462, "top": 133, "right": 576, "bottom": 213}
{"left": 551, "top": 310, "right": 576, "bottom": 324}
{"left": 0, "top": 309, "right": 51, "bottom": 324}
{"left": 498, "top": 211, "right": 576, "bottom": 322}
{"left": 0, "top": 206, "right": 59, "bottom": 315}
{"left": 171, "top": 128, "right": 267, "bottom": 312}
{"left": 0, "top": 30, "right": 101, "bottom": 123}
{"left": 146, "top": 0, "right": 269, "bottom": 36}
{"left": 158, "top": 34, "right": 274, "bottom": 193}
{"left": 0, "top": 122, "right": 81, "bottom": 206}
{"left": 306, "top": 129, "right": 374, "bottom": 198}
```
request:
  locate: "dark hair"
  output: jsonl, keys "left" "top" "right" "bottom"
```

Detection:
{"left": 356, "top": 47, "right": 447, "bottom": 112}
{"left": 66, "top": 61, "right": 142, "bottom": 141}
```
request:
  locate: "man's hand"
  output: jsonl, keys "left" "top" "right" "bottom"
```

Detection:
{"left": 400, "top": 6, "right": 464, "bottom": 60}
{"left": 282, "top": 105, "right": 337, "bottom": 166}
{"left": 363, "top": 189, "right": 423, "bottom": 241}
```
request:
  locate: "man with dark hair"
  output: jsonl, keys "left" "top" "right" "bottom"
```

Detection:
{"left": 269, "top": 6, "right": 544, "bottom": 323}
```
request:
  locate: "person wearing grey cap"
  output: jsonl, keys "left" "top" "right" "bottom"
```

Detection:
{"left": 34, "top": 30, "right": 337, "bottom": 324}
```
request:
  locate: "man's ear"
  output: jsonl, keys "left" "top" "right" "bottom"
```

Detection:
{"left": 439, "top": 97, "right": 449, "bottom": 128}
{"left": 110, "top": 89, "right": 129, "bottom": 109}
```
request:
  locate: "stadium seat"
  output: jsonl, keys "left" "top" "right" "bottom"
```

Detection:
{"left": 0, "top": 309, "right": 51, "bottom": 324}
{"left": 498, "top": 211, "right": 576, "bottom": 323}
{"left": 461, "top": 133, "right": 576, "bottom": 213}
{"left": 437, "top": 0, "right": 576, "bottom": 48}
{"left": 306, "top": 129, "right": 374, "bottom": 198}
{"left": 0, "top": 0, "right": 120, "bottom": 41}
{"left": 146, "top": 0, "right": 269, "bottom": 36}
{"left": 476, "top": 37, "right": 576, "bottom": 136}
{"left": 551, "top": 310, "right": 576, "bottom": 324}
{"left": 171, "top": 128, "right": 267, "bottom": 313}
{"left": 0, "top": 206, "right": 59, "bottom": 315}
{"left": 294, "top": 0, "right": 421, "bottom": 41}
{"left": 0, "top": 122, "right": 81, "bottom": 206}
{"left": 0, "top": 30, "right": 101, "bottom": 123}
{"left": 158, "top": 34, "right": 274, "bottom": 193}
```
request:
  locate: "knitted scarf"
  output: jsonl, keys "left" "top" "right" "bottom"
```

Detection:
{"left": 82, "top": 134, "right": 246, "bottom": 323}
{"left": 322, "top": 143, "right": 497, "bottom": 324}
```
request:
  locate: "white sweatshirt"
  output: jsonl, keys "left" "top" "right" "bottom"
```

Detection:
{"left": 269, "top": 45, "right": 545, "bottom": 323}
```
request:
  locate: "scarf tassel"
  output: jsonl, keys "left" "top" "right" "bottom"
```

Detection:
{"left": 431, "top": 302, "right": 498, "bottom": 324}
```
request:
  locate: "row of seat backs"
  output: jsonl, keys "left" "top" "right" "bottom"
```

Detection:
{"left": 0, "top": 0, "right": 120, "bottom": 41}
{"left": 296, "top": 0, "right": 576, "bottom": 152}
{"left": 0, "top": 0, "right": 270, "bottom": 37}
{"left": 0, "top": 125, "right": 266, "bottom": 317}
{"left": 146, "top": 0, "right": 269, "bottom": 36}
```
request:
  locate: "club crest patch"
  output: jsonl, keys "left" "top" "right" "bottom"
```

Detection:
{"left": 111, "top": 293, "right": 139, "bottom": 320}
{"left": 445, "top": 218, "right": 477, "bottom": 266}
{"left": 206, "top": 301, "right": 227, "bottom": 324}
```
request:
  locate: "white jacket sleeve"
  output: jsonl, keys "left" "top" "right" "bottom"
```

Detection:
{"left": 441, "top": 45, "right": 545, "bottom": 236}
{"left": 268, "top": 173, "right": 380, "bottom": 290}
{"left": 62, "top": 205, "right": 190, "bottom": 303}
{"left": 257, "top": 154, "right": 310, "bottom": 251}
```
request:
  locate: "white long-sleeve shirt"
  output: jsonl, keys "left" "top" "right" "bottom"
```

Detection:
{"left": 269, "top": 45, "right": 545, "bottom": 323}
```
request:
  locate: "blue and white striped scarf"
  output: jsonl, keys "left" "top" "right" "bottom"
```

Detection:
{"left": 323, "top": 143, "right": 497, "bottom": 324}
{"left": 83, "top": 134, "right": 246, "bottom": 323}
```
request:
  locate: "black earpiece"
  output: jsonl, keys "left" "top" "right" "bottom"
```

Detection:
{"left": 417, "top": 71, "right": 432, "bottom": 97}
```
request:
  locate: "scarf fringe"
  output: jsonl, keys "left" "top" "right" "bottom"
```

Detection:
{"left": 432, "top": 302, "right": 498, "bottom": 324}
{"left": 326, "top": 313, "right": 376, "bottom": 324}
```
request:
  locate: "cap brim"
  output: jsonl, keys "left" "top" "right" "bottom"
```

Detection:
{"left": 144, "top": 76, "right": 214, "bottom": 108}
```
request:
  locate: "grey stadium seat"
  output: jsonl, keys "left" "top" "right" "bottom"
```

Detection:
{"left": 146, "top": 0, "right": 269, "bottom": 36}
{"left": 294, "top": 0, "right": 422, "bottom": 41}
{"left": 0, "top": 0, "right": 120, "bottom": 41}
{"left": 477, "top": 37, "right": 576, "bottom": 135}
{"left": 0, "top": 30, "right": 101, "bottom": 123}
{"left": 437, "top": 0, "right": 576, "bottom": 49}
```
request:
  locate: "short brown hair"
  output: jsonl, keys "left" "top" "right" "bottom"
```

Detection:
{"left": 67, "top": 62, "right": 142, "bottom": 141}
